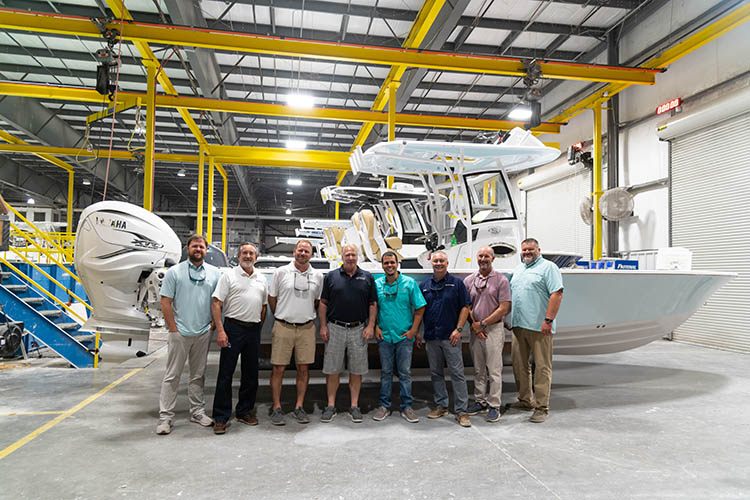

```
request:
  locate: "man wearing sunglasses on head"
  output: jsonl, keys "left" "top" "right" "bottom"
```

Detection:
{"left": 267, "top": 240, "right": 323, "bottom": 426}
{"left": 464, "top": 246, "right": 512, "bottom": 423}
{"left": 419, "top": 250, "right": 472, "bottom": 427}
{"left": 372, "top": 251, "right": 426, "bottom": 423}
{"left": 211, "top": 243, "right": 268, "bottom": 434}
{"left": 157, "top": 234, "right": 222, "bottom": 435}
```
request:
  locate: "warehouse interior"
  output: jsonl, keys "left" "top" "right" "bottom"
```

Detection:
{"left": 0, "top": 0, "right": 748, "bottom": 498}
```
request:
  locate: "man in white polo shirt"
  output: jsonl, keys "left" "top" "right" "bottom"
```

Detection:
{"left": 210, "top": 242, "right": 267, "bottom": 434}
{"left": 268, "top": 239, "right": 323, "bottom": 425}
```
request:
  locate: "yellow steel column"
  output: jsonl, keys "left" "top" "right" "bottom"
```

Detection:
{"left": 334, "top": 170, "right": 346, "bottom": 220}
{"left": 143, "top": 59, "right": 157, "bottom": 211}
{"left": 592, "top": 105, "right": 604, "bottom": 260}
{"left": 197, "top": 147, "right": 205, "bottom": 235}
{"left": 66, "top": 171, "right": 73, "bottom": 236}
{"left": 207, "top": 156, "right": 215, "bottom": 244}
{"left": 387, "top": 81, "right": 400, "bottom": 189}
{"left": 222, "top": 173, "right": 228, "bottom": 253}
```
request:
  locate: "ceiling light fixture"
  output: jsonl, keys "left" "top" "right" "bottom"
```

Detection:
{"left": 285, "top": 94, "right": 314, "bottom": 109}
{"left": 26, "top": 197, "right": 35, "bottom": 205}
{"left": 190, "top": 183, "right": 198, "bottom": 191}
{"left": 287, "top": 178, "right": 302, "bottom": 186}
{"left": 285, "top": 208, "right": 292, "bottom": 215}
{"left": 286, "top": 190, "right": 293, "bottom": 196}
{"left": 82, "top": 178, "right": 91, "bottom": 186}
{"left": 177, "top": 168, "right": 186, "bottom": 177}
{"left": 509, "top": 104, "right": 533, "bottom": 120}
{"left": 285, "top": 140, "right": 307, "bottom": 150}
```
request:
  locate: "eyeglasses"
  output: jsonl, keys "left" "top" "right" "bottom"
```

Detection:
{"left": 188, "top": 265, "right": 206, "bottom": 283}
{"left": 294, "top": 272, "right": 311, "bottom": 292}
{"left": 383, "top": 283, "right": 399, "bottom": 299}
{"left": 473, "top": 276, "right": 489, "bottom": 292}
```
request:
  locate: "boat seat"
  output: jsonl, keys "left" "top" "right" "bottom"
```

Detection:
{"left": 350, "top": 211, "right": 376, "bottom": 261}
{"left": 384, "top": 236, "right": 404, "bottom": 260}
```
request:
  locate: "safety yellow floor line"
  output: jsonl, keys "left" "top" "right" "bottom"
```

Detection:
{"left": 0, "top": 368, "right": 143, "bottom": 460}
{"left": 0, "top": 411, "right": 66, "bottom": 416}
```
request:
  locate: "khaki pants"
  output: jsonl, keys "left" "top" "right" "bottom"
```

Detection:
{"left": 159, "top": 330, "right": 212, "bottom": 420}
{"left": 469, "top": 322, "right": 504, "bottom": 408}
{"left": 511, "top": 326, "right": 552, "bottom": 411}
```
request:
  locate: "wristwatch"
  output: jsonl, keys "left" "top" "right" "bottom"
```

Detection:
{"left": 544, "top": 317, "right": 553, "bottom": 324}
{"left": 480, "top": 320, "right": 487, "bottom": 329}
{"left": 456, "top": 327, "right": 464, "bottom": 333}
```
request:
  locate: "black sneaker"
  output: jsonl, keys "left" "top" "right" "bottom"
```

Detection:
{"left": 320, "top": 406, "right": 337, "bottom": 423}
{"left": 466, "top": 401, "right": 488, "bottom": 416}
{"left": 293, "top": 407, "right": 310, "bottom": 424}
{"left": 349, "top": 406, "right": 363, "bottom": 423}
{"left": 270, "top": 408, "right": 285, "bottom": 426}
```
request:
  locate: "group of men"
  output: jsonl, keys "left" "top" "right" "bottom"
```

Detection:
{"left": 155, "top": 234, "right": 563, "bottom": 435}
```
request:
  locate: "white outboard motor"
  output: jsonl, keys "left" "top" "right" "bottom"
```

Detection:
{"left": 74, "top": 201, "right": 181, "bottom": 354}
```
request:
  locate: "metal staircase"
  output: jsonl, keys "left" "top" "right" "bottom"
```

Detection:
{"left": 0, "top": 269, "right": 94, "bottom": 368}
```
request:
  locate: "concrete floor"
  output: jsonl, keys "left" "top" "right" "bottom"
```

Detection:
{"left": 0, "top": 339, "right": 748, "bottom": 499}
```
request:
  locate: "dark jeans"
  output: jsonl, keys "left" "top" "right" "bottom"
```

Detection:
{"left": 212, "top": 319, "right": 261, "bottom": 422}
{"left": 378, "top": 338, "right": 414, "bottom": 410}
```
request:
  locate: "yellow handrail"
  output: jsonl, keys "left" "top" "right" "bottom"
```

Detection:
{"left": 4, "top": 203, "right": 72, "bottom": 261}
{"left": 9, "top": 247, "right": 92, "bottom": 311}
{"left": 8, "top": 223, "right": 81, "bottom": 285}
{"left": 0, "top": 257, "right": 86, "bottom": 323}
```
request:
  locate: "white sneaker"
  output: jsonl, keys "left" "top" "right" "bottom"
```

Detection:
{"left": 190, "top": 413, "right": 214, "bottom": 427}
{"left": 156, "top": 419, "right": 173, "bottom": 435}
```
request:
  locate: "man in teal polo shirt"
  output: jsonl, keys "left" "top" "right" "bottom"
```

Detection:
{"left": 509, "top": 238, "right": 563, "bottom": 424}
{"left": 373, "top": 251, "right": 426, "bottom": 423}
{"left": 156, "top": 234, "right": 222, "bottom": 435}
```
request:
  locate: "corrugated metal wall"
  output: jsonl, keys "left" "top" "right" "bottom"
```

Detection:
{"left": 671, "top": 112, "right": 750, "bottom": 352}
{"left": 526, "top": 169, "right": 592, "bottom": 259}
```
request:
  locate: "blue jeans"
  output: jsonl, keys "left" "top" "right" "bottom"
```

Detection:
{"left": 425, "top": 339, "right": 468, "bottom": 413}
{"left": 378, "top": 338, "right": 414, "bottom": 410}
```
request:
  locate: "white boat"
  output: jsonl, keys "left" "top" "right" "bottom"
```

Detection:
{"left": 72, "top": 128, "right": 733, "bottom": 358}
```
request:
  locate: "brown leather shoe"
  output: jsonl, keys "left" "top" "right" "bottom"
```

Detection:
{"left": 236, "top": 414, "right": 258, "bottom": 426}
{"left": 213, "top": 421, "right": 228, "bottom": 434}
{"left": 456, "top": 413, "right": 472, "bottom": 427}
{"left": 427, "top": 407, "right": 449, "bottom": 419}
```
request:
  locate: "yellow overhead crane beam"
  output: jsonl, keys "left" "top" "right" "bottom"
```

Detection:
{"left": 104, "top": 0, "right": 229, "bottom": 249}
{"left": 0, "top": 8, "right": 660, "bottom": 86}
{"left": 0, "top": 82, "right": 561, "bottom": 134}
{"left": 0, "top": 143, "right": 352, "bottom": 171}
{"left": 352, "top": 0, "right": 446, "bottom": 150}
{"left": 0, "top": 129, "right": 75, "bottom": 235}
{"left": 549, "top": 2, "right": 750, "bottom": 124}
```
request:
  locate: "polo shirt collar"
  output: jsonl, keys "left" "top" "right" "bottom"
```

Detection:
{"left": 384, "top": 272, "right": 401, "bottom": 286}
{"left": 431, "top": 272, "right": 450, "bottom": 284}
{"left": 188, "top": 261, "right": 204, "bottom": 271}
{"left": 339, "top": 265, "right": 361, "bottom": 277}
{"left": 525, "top": 255, "right": 542, "bottom": 268}
{"left": 235, "top": 265, "right": 255, "bottom": 278}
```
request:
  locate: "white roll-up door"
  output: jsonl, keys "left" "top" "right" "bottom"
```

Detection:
{"left": 671, "top": 112, "right": 750, "bottom": 352}
{"left": 526, "top": 169, "right": 591, "bottom": 259}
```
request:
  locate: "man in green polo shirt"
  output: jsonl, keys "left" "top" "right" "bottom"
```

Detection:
{"left": 373, "top": 251, "right": 426, "bottom": 423}
{"left": 509, "top": 238, "right": 563, "bottom": 424}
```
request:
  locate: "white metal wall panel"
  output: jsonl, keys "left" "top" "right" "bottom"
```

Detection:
{"left": 671, "top": 112, "right": 750, "bottom": 352}
{"left": 526, "top": 170, "right": 591, "bottom": 259}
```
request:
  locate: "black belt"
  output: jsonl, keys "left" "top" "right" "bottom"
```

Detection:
{"left": 276, "top": 318, "right": 313, "bottom": 327}
{"left": 225, "top": 317, "right": 260, "bottom": 328}
{"left": 329, "top": 319, "right": 365, "bottom": 328}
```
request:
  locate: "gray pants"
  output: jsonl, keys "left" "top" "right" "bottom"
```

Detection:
{"left": 426, "top": 339, "right": 468, "bottom": 414}
{"left": 470, "top": 323, "right": 504, "bottom": 408}
{"left": 159, "top": 330, "right": 211, "bottom": 421}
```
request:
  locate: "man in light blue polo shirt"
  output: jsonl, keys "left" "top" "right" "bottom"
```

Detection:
{"left": 373, "top": 251, "right": 426, "bottom": 424}
{"left": 156, "top": 234, "right": 222, "bottom": 435}
{"left": 509, "top": 238, "right": 563, "bottom": 424}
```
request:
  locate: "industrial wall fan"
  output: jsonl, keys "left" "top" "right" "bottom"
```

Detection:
{"left": 579, "top": 187, "right": 635, "bottom": 225}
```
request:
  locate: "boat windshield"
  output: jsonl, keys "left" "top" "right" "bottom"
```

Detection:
{"left": 464, "top": 171, "right": 516, "bottom": 223}
{"left": 395, "top": 201, "right": 424, "bottom": 234}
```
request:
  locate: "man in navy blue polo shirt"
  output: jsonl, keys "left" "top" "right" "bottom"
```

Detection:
{"left": 318, "top": 244, "right": 377, "bottom": 423}
{"left": 419, "top": 250, "right": 472, "bottom": 427}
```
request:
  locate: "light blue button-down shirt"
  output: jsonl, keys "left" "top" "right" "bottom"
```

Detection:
{"left": 161, "top": 260, "right": 221, "bottom": 336}
{"left": 376, "top": 273, "right": 427, "bottom": 343}
{"left": 510, "top": 256, "right": 563, "bottom": 334}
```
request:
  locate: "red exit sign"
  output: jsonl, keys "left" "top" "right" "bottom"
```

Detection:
{"left": 656, "top": 98, "right": 681, "bottom": 115}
